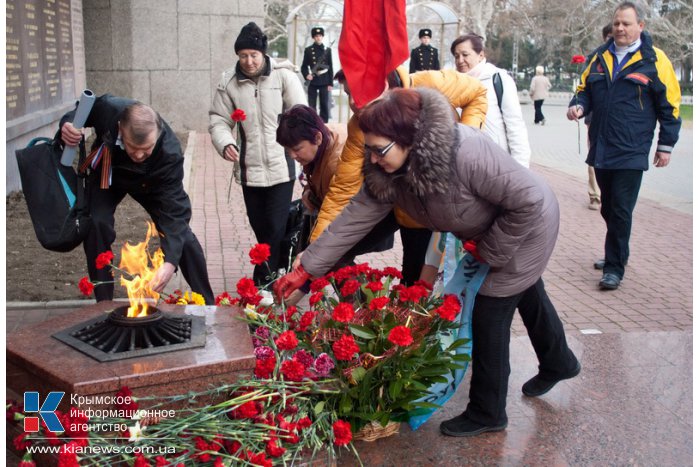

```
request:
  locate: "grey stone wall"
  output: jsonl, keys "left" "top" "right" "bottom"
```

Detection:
{"left": 83, "top": 0, "right": 264, "bottom": 132}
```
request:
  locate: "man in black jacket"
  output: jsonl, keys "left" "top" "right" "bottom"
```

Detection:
{"left": 60, "top": 95, "right": 215, "bottom": 304}
{"left": 300, "top": 27, "right": 334, "bottom": 123}
{"left": 409, "top": 29, "right": 440, "bottom": 73}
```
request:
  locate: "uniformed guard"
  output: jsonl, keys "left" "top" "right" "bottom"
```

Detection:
{"left": 300, "top": 27, "right": 334, "bottom": 123}
{"left": 409, "top": 28, "right": 440, "bottom": 73}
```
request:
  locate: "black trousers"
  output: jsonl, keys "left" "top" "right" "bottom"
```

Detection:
{"left": 242, "top": 181, "right": 295, "bottom": 286}
{"left": 465, "top": 278, "right": 577, "bottom": 426}
{"left": 594, "top": 168, "right": 643, "bottom": 278}
{"left": 308, "top": 84, "right": 331, "bottom": 123}
{"left": 84, "top": 186, "right": 215, "bottom": 305}
{"left": 533, "top": 99, "right": 545, "bottom": 123}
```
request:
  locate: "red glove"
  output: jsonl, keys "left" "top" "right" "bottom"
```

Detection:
{"left": 462, "top": 240, "right": 485, "bottom": 263}
{"left": 273, "top": 265, "right": 312, "bottom": 301}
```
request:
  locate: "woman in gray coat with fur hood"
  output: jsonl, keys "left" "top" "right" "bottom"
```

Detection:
{"left": 275, "top": 87, "right": 580, "bottom": 437}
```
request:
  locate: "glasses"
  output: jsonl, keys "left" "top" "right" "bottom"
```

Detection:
{"left": 364, "top": 141, "right": 396, "bottom": 158}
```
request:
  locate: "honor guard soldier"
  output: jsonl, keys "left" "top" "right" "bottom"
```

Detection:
{"left": 410, "top": 28, "right": 440, "bottom": 73}
{"left": 301, "top": 27, "right": 334, "bottom": 123}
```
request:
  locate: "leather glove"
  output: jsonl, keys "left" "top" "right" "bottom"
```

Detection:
{"left": 273, "top": 265, "right": 312, "bottom": 301}
{"left": 462, "top": 240, "right": 485, "bottom": 263}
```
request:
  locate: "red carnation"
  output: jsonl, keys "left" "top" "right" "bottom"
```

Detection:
{"left": 310, "top": 277, "right": 330, "bottom": 292}
{"left": 236, "top": 277, "right": 258, "bottom": 299}
{"left": 275, "top": 330, "right": 299, "bottom": 351}
{"left": 366, "top": 280, "right": 384, "bottom": 292}
{"left": 266, "top": 438, "right": 286, "bottom": 458}
{"left": 388, "top": 325, "right": 414, "bottom": 347}
{"left": 95, "top": 251, "right": 114, "bottom": 269}
{"left": 115, "top": 386, "right": 138, "bottom": 417}
{"left": 78, "top": 276, "right": 94, "bottom": 296}
{"left": 309, "top": 292, "right": 324, "bottom": 306}
{"left": 332, "top": 335, "right": 359, "bottom": 361}
{"left": 436, "top": 294, "right": 461, "bottom": 321}
{"left": 57, "top": 441, "right": 80, "bottom": 467}
{"left": 18, "top": 458, "right": 36, "bottom": 467}
{"left": 215, "top": 292, "right": 236, "bottom": 306}
{"left": 340, "top": 279, "right": 361, "bottom": 296}
{"left": 231, "top": 108, "right": 247, "bottom": 122}
{"left": 332, "top": 302, "right": 355, "bottom": 323}
{"left": 281, "top": 359, "right": 306, "bottom": 381}
{"left": 230, "top": 400, "right": 259, "bottom": 419}
{"left": 399, "top": 285, "right": 429, "bottom": 303}
{"left": 254, "top": 356, "right": 276, "bottom": 378}
{"left": 298, "top": 311, "right": 316, "bottom": 331}
{"left": 246, "top": 451, "right": 272, "bottom": 467}
{"left": 382, "top": 267, "right": 403, "bottom": 279}
{"left": 249, "top": 244, "right": 271, "bottom": 266}
{"left": 297, "top": 416, "right": 312, "bottom": 429}
{"left": 133, "top": 454, "right": 151, "bottom": 467}
{"left": 332, "top": 420, "right": 353, "bottom": 446}
{"left": 369, "top": 296, "right": 390, "bottom": 311}
{"left": 571, "top": 54, "right": 586, "bottom": 64}
{"left": 13, "top": 433, "right": 31, "bottom": 451}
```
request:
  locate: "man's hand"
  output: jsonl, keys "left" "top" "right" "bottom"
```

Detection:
{"left": 292, "top": 251, "right": 304, "bottom": 270}
{"left": 61, "top": 122, "right": 83, "bottom": 147}
{"left": 306, "top": 74, "right": 313, "bottom": 81}
{"left": 327, "top": 85, "right": 333, "bottom": 92}
{"left": 273, "top": 265, "right": 311, "bottom": 301}
{"left": 223, "top": 144, "right": 239, "bottom": 162}
{"left": 653, "top": 151, "right": 671, "bottom": 168}
{"left": 149, "top": 262, "right": 176, "bottom": 294}
{"left": 566, "top": 105, "right": 583, "bottom": 121}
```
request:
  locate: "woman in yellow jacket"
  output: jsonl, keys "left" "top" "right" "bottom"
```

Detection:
{"left": 306, "top": 67, "right": 487, "bottom": 284}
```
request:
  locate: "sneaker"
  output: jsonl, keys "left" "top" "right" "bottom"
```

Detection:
{"left": 439, "top": 413, "right": 507, "bottom": 437}
{"left": 588, "top": 199, "right": 600, "bottom": 210}
{"left": 540, "top": 119, "right": 546, "bottom": 126}
{"left": 599, "top": 272, "right": 621, "bottom": 290}
{"left": 522, "top": 359, "right": 581, "bottom": 397}
{"left": 593, "top": 259, "right": 605, "bottom": 270}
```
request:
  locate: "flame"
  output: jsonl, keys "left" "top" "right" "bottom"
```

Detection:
{"left": 119, "top": 222, "right": 164, "bottom": 317}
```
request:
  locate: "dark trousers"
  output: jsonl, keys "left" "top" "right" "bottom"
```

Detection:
{"left": 465, "top": 278, "right": 577, "bottom": 426}
{"left": 84, "top": 186, "right": 215, "bottom": 305}
{"left": 308, "top": 85, "right": 331, "bottom": 123}
{"left": 242, "top": 181, "right": 295, "bottom": 286}
{"left": 533, "top": 99, "right": 545, "bottom": 123}
{"left": 594, "top": 168, "right": 643, "bottom": 278}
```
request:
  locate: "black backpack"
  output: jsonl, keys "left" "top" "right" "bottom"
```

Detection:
{"left": 15, "top": 133, "right": 91, "bottom": 252}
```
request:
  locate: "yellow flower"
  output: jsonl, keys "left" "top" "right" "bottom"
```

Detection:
{"left": 191, "top": 292, "right": 205, "bottom": 305}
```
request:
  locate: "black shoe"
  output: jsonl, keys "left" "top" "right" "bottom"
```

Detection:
{"left": 522, "top": 360, "right": 581, "bottom": 397}
{"left": 439, "top": 413, "right": 507, "bottom": 437}
{"left": 599, "top": 272, "right": 621, "bottom": 290}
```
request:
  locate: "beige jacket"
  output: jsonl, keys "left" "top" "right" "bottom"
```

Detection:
{"left": 209, "top": 57, "right": 307, "bottom": 187}
{"left": 529, "top": 75, "right": 551, "bottom": 101}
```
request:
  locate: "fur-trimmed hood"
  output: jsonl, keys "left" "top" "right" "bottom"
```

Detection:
{"left": 362, "top": 88, "right": 457, "bottom": 201}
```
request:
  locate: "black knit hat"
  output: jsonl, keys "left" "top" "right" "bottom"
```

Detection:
{"left": 311, "top": 27, "right": 324, "bottom": 37}
{"left": 234, "top": 22, "right": 268, "bottom": 54}
{"left": 419, "top": 28, "right": 432, "bottom": 38}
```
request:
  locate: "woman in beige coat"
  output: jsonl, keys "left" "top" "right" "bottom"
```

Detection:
{"left": 529, "top": 65, "right": 552, "bottom": 125}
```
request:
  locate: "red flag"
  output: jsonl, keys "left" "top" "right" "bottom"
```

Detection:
{"left": 338, "top": 0, "right": 409, "bottom": 109}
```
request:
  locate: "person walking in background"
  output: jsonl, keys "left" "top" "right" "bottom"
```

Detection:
{"left": 409, "top": 29, "right": 440, "bottom": 73}
{"left": 584, "top": 23, "right": 613, "bottom": 211}
{"left": 60, "top": 95, "right": 215, "bottom": 304}
{"left": 301, "top": 27, "right": 334, "bottom": 123}
{"left": 567, "top": 1, "right": 681, "bottom": 291}
{"left": 529, "top": 66, "right": 551, "bottom": 125}
{"left": 209, "top": 22, "right": 306, "bottom": 287}
{"left": 274, "top": 88, "right": 580, "bottom": 437}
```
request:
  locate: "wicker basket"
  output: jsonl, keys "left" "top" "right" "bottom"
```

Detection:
{"left": 353, "top": 420, "right": 400, "bottom": 442}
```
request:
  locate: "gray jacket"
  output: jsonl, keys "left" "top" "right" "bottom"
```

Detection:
{"left": 302, "top": 88, "right": 560, "bottom": 297}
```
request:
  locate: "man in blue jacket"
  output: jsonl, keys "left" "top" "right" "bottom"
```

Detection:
{"left": 567, "top": 1, "right": 681, "bottom": 290}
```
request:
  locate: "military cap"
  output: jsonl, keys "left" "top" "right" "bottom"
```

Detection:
{"left": 418, "top": 28, "right": 432, "bottom": 38}
{"left": 311, "top": 27, "right": 324, "bottom": 37}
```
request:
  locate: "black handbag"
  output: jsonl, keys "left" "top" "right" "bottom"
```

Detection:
{"left": 276, "top": 199, "right": 306, "bottom": 272}
{"left": 15, "top": 133, "right": 91, "bottom": 252}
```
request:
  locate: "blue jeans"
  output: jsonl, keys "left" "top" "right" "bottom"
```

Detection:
{"left": 594, "top": 168, "right": 643, "bottom": 278}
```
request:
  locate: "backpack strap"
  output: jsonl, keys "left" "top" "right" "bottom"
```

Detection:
{"left": 492, "top": 72, "right": 504, "bottom": 113}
